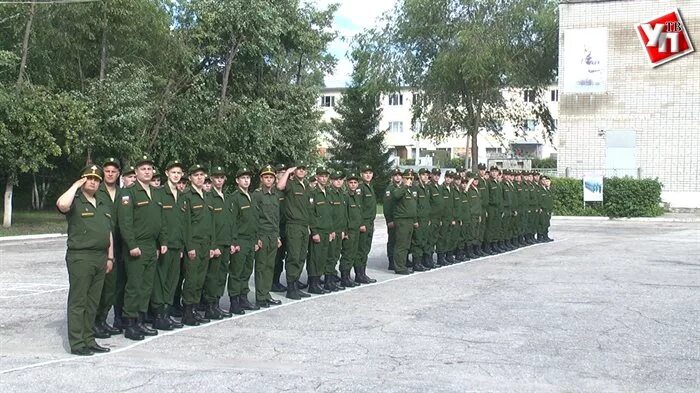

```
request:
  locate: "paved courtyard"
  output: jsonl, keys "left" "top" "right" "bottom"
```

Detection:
{"left": 0, "top": 219, "right": 698, "bottom": 392}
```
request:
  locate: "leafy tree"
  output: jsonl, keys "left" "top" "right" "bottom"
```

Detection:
{"left": 361, "top": 0, "right": 558, "bottom": 170}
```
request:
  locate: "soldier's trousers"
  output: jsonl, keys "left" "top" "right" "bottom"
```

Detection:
{"left": 436, "top": 220, "right": 452, "bottom": 253}
{"left": 325, "top": 233, "right": 341, "bottom": 276}
{"left": 96, "top": 241, "right": 120, "bottom": 321}
{"left": 255, "top": 234, "right": 277, "bottom": 301}
{"left": 123, "top": 243, "right": 157, "bottom": 318}
{"left": 229, "top": 238, "right": 255, "bottom": 297}
{"left": 485, "top": 207, "right": 501, "bottom": 242}
{"left": 393, "top": 219, "right": 414, "bottom": 273}
{"left": 181, "top": 243, "right": 209, "bottom": 306}
{"left": 542, "top": 211, "right": 552, "bottom": 234}
{"left": 478, "top": 213, "right": 487, "bottom": 243}
{"left": 411, "top": 218, "right": 430, "bottom": 258}
{"left": 357, "top": 221, "right": 374, "bottom": 268}
{"left": 469, "top": 215, "right": 481, "bottom": 245}
{"left": 66, "top": 250, "right": 106, "bottom": 351}
{"left": 151, "top": 246, "right": 182, "bottom": 312}
{"left": 204, "top": 246, "right": 229, "bottom": 303}
{"left": 273, "top": 235, "right": 286, "bottom": 283}
{"left": 500, "top": 209, "right": 510, "bottom": 240}
{"left": 459, "top": 220, "right": 470, "bottom": 247}
{"left": 285, "top": 223, "right": 309, "bottom": 284}
{"left": 428, "top": 217, "right": 441, "bottom": 253}
{"left": 308, "top": 232, "right": 330, "bottom": 277}
{"left": 527, "top": 209, "right": 536, "bottom": 234}
{"left": 340, "top": 229, "right": 359, "bottom": 272}
{"left": 114, "top": 249, "right": 127, "bottom": 310}
{"left": 386, "top": 224, "right": 396, "bottom": 261}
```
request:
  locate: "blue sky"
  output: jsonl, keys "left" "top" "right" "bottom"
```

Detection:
{"left": 308, "top": 0, "right": 396, "bottom": 87}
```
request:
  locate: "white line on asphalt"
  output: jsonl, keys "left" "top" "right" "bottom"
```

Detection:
{"left": 0, "top": 240, "right": 552, "bottom": 375}
{"left": 0, "top": 287, "right": 70, "bottom": 299}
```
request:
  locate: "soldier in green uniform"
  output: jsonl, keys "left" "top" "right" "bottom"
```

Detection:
{"left": 324, "top": 170, "right": 347, "bottom": 291}
{"left": 508, "top": 170, "right": 522, "bottom": 248}
{"left": 306, "top": 167, "right": 334, "bottom": 294}
{"left": 356, "top": 165, "right": 377, "bottom": 284}
{"left": 202, "top": 166, "right": 234, "bottom": 320}
{"left": 149, "top": 168, "right": 162, "bottom": 188}
{"left": 476, "top": 164, "right": 490, "bottom": 256}
{"left": 410, "top": 168, "right": 431, "bottom": 271}
{"left": 117, "top": 155, "right": 167, "bottom": 340}
{"left": 391, "top": 169, "right": 418, "bottom": 275}
{"left": 122, "top": 166, "right": 136, "bottom": 188}
{"left": 252, "top": 165, "right": 284, "bottom": 308}
{"left": 532, "top": 171, "right": 544, "bottom": 242}
{"left": 451, "top": 175, "right": 466, "bottom": 262}
{"left": 465, "top": 172, "right": 483, "bottom": 258}
{"left": 500, "top": 170, "right": 514, "bottom": 251}
{"left": 436, "top": 171, "right": 456, "bottom": 265}
{"left": 271, "top": 164, "right": 288, "bottom": 293}
{"left": 57, "top": 165, "right": 114, "bottom": 355}
{"left": 277, "top": 164, "right": 312, "bottom": 300}
{"left": 538, "top": 175, "right": 554, "bottom": 242}
{"left": 93, "top": 158, "right": 121, "bottom": 338}
{"left": 456, "top": 175, "right": 471, "bottom": 261}
{"left": 229, "top": 167, "right": 261, "bottom": 312}
{"left": 426, "top": 168, "right": 442, "bottom": 268}
{"left": 339, "top": 172, "right": 363, "bottom": 287}
{"left": 524, "top": 171, "right": 539, "bottom": 244}
{"left": 383, "top": 168, "right": 402, "bottom": 271}
{"left": 485, "top": 166, "right": 504, "bottom": 254}
{"left": 181, "top": 164, "right": 214, "bottom": 326}
{"left": 151, "top": 160, "right": 186, "bottom": 330}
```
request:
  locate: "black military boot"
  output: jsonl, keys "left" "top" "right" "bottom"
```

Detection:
{"left": 462, "top": 245, "right": 471, "bottom": 261}
{"left": 309, "top": 277, "right": 328, "bottom": 294}
{"left": 436, "top": 252, "right": 447, "bottom": 266}
{"left": 103, "top": 318, "right": 121, "bottom": 335}
{"left": 412, "top": 254, "right": 426, "bottom": 272}
{"left": 446, "top": 251, "right": 457, "bottom": 264}
{"left": 387, "top": 256, "right": 395, "bottom": 271}
{"left": 271, "top": 281, "right": 287, "bottom": 293}
{"left": 124, "top": 317, "right": 145, "bottom": 341}
{"left": 93, "top": 321, "right": 110, "bottom": 339}
{"left": 545, "top": 232, "right": 553, "bottom": 242}
{"left": 113, "top": 307, "right": 124, "bottom": 330}
{"left": 353, "top": 266, "right": 365, "bottom": 284}
{"left": 323, "top": 275, "right": 338, "bottom": 292}
{"left": 422, "top": 253, "right": 434, "bottom": 269}
{"left": 360, "top": 266, "right": 377, "bottom": 283}
{"left": 216, "top": 299, "right": 232, "bottom": 318}
{"left": 182, "top": 304, "right": 200, "bottom": 326}
{"left": 137, "top": 312, "right": 158, "bottom": 336}
{"left": 194, "top": 308, "right": 210, "bottom": 324}
{"left": 169, "top": 303, "right": 183, "bottom": 318}
{"left": 470, "top": 244, "right": 481, "bottom": 258}
{"left": 153, "top": 310, "right": 174, "bottom": 330}
{"left": 332, "top": 275, "right": 346, "bottom": 290}
{"left": 205, "top": 303, "right": 223, "bottom": 320}
{"left": 340, "top": 271, "right": 356, "bottom": 288}
{"left": 297, "top": 280, "right": 308, "bottom": 290}
{"left": 239, "top": 294, "right": 260, "bottom": 310}
{"left": 285, "top": 280, "right": 301, "bottom": 300}
{"left": 167, "top": 308, "right": 184, "bottom": 329}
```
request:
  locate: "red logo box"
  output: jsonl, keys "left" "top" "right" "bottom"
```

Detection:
{"left": 635, "top": 8, "right": 694, "bottom": 67}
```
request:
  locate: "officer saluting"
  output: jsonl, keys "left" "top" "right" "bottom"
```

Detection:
{"left": 56, "top": 165, "right": 114, "bottom": 355}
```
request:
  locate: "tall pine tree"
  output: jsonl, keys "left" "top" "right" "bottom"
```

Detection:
{"left": 328, "top": 46, "right": 392, "bottom": 192}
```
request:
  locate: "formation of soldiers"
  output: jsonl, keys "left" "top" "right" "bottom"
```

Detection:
{"left": 57, "top": 157, "right": 553, "bottom": 356}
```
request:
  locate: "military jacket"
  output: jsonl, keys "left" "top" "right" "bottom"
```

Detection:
{"left": 117, "top": 181, "right": 167, "bottom": 251}
{"left": 440, "top": 184, "right": 455, "bottom": 222}
{"left": 65, "top": 191, "right": 112, "bottom": 252}
{"left": 345, "top": 188, "right": 363, "bottom": 230}
{"left": 383, "top": 182, "right": 401, "bottom": 222}
{"left": 231, "top": 187, "right": 258, "bottom": 243}
{"left": 253, "top": 186, "right": 281, "bottom": 238}
{"left": 391, "top": 186, "right": 417, "bottom": 220}
{"left": 487, "top": 179, "right": 503, "bottom": 209}
{"left": 283, "top": 178, "right": 311, "bottom": 226}
{"left": 467, "top": 185, "right": 482, "bottom": 216}
{"left": 412, "top": 181, "right": 431, "bottom": 219}
{"left": 360, "top": 182, "right": 377, "bottom": 226}
{"left": 329, "top": 186, "right": 347, "bottom": 233}
{"left": 210, "top": 188, "right": 233, "bottom": 247}
{"left": 428, "top": 182, "right": 443, "bottom": 220}
{"left": 183, "top": 187, "right": 213, "bottom": 251}
{"left": 310, "top": 185, "right": 333, "bottom": 234}
{"left": 160, "top": 184, "right": 187, "bottom": 249}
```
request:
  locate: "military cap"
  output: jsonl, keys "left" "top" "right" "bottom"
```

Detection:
{"left": 236, "top": 167, "right": 253, "bottom": 178}
{"left": 189, "top": 164, "right": 206, "bottom": 174}
{"left": 503, "top": 169, "right": 510, "bottom": 175}
{"left": 489, "top": 166, "right": 500, "bottom": 172}
{"left": 533, "top": 171, "right": 541, "bottom": 176}
{"left": 541, "top": 175, "right": 550, "bottom": 180}
{"left": 477, "top": 163, "right": 487, "bottom": 170}
{"left": 444, "top": 170, "right": 455, "bottom": 178}
{"left": 360, "top": 164, "right": 373, "bottom": 173}
{"left": 134, "top": 154, "right": 155, "bottom": 168}
{"left": 390, "top": 167, "right": 402, "bottom": 176}
{"left": 275, "top": 163, "right": 288, "bottom": 172}
{"left": 204, "top": 174, "right": 212, "bottom": 183}
{"left": 260, "top": 164, "right": 276, "bottom": 177}
{"left": 295, "top": 160, "right": 308, "bottom": 169}
{"left": 330, "top": 170, "right": 345, "bottom": 180}
{"left": 152, "top": 168, "right": 162, "bottom": 179}
{"left": 456, "top": 166, "right": 465, "bottom": 173}
{"left": 402, "top": 169, "right": 414, "bottom": 179}
{"left": 210, "top": 165, "right": 226, "bottom": 176}
{"left": 315, "top": 166, "right": 330, "bottom": 176}
{"left": 165, "top": 160, "right": 184, "bottom": 171}
{"left": 346, "top": 172, "right": 360, "bottom": 181}
{"left": 418, "top": 168, "right": 430, "bottom": 175}
{"left": 80, "top": 164, "right": 103, "bottom": 181}
{"left": 466, "top": 171, "right": 476, "bottom": 179}
{"left": 102, "top": 157, "right": 120, "bottom": 170}
{"left": 431, "top": 167, "right": 441, "bottom": 175}
{"left": 123, "top": 166, "right": 136, "bottom": 176}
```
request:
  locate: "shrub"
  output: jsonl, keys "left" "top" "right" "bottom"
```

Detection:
{"left": 551, "top": 177, "right": 663, "bottom": 217}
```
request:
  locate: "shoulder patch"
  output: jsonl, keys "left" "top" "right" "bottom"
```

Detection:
{"left": 121, "top": 195, "right": 130, "bottom": 205}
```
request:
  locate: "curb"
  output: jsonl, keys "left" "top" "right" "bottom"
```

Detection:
{"left": 553, "top": 216, "right": 700, "bottom": 223}
{"left": 0, "top": 233, "right": 66, "bottom": 243}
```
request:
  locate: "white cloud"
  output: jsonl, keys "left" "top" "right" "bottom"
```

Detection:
{"left": 308, "top": 0, "right": 396, "bottom": 87}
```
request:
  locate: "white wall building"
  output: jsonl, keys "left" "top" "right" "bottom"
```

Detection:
{"left": 558, "top": 0, "right": 699, "bottom": 208}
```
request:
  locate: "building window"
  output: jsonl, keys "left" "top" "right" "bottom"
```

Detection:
{"left": 320, "top": 95, "right": 335, "bottom": 107}
{"left": 524, "top": 119, "right": 537, "bottom": 131}
{"left": 388, "top": 93, "right": 403, "bottom": 106}
{"left": 486, "top": 147, "right": 501, "bottom": 154}
{"left": 523, "top": 89, "right": 537, "bottom": 103}
{"left": 550, "top": 89, "right": 559, "bottom": 102}
{"left": 389, "top": 121, "right": 404, "bottom": 133}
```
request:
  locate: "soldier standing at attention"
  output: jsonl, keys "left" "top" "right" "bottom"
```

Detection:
{"left": 485, "top": 166, "right": 504, "bottom": 254}
{"left": 122, "top": 166, "right": 136, "bottom": 188}
{"left": 229, "top": 168, "right": 261, "bottom": 312}
{"left": 325, "top": 170, "right": 347, "bottom": 292}
{"left": 94, "top": 158, "right": 122, "bottom": 339}
{"left": 152, "top": 160, "right": 186, "bottom": 330}
{"left": 271, "top": 164, "right": 289, "bottom": 293}
{"left": 57, "top": 165, "right": 114, "bottom": 355}
{"left": 436, "top": 171, "right": 456, "bottom": 266}
{"left": 203, "top": 166, "right": 234, "bottom": 320}
{"left": 356, "top": 165, "right": 377, "bottom": 284}
{"left": 410, "top": 168, "right": 432, "bottom": 271}
{"left": 307, "top": 167, "right": 334, "bottom": 294}
{"left": 466, "top": 172, "right": 483, "bottom": 259}
{"left": 391, "top": 169, "right": 418, "bottom": 275}
{"left": 252, "top": 165, "right": 284, "bottom": 308}
{"left": 117, "top": 155, "right": 167, "bottom": 340}
{"left": 339, "top": 172, "right": 363, "bottom": 288}
{"left": 180, "top": 164, "right": 214, "bottom": 326}
{"left": 384, "top": 168, "right": 402, "bottom": 271}
{"left": 426, "top": 168, "right": 442, "bottom": 268}
{"left": 476, "top": 164, "right": 490, "bottom": 256}
{"left": 538, "top": 175, "right": 554, "bottom": 242}
{"left": 276, "top": 163, "right": 312, "bottom": 300}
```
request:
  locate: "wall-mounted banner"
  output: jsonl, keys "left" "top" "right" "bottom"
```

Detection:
{"left": 562, "top": 28, "right": 608, "bottom": 93}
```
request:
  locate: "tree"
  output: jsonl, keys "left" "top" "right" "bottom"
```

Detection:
{"left": 362, "top": 0, "right": 558, "bottom": 170}
{"left": 328, "top": 45, "right": 392, "bottom": 190}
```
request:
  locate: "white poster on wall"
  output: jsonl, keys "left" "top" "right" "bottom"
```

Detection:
{"left": 583, "top": 175, "right": 604, "bottom": 202}
{"left": 563, "top": 28, "right": 608, "bottom": 93}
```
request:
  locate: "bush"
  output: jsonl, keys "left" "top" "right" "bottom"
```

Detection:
{"left": 552, "top": 177, "right": 663, "bottom": 217}
{"left": 532, "top": 157, "right": 557, "bottom": 168}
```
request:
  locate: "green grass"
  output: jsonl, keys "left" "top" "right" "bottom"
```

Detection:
{"left": 0, "top": 210, "right": 67, "bottom": 237}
